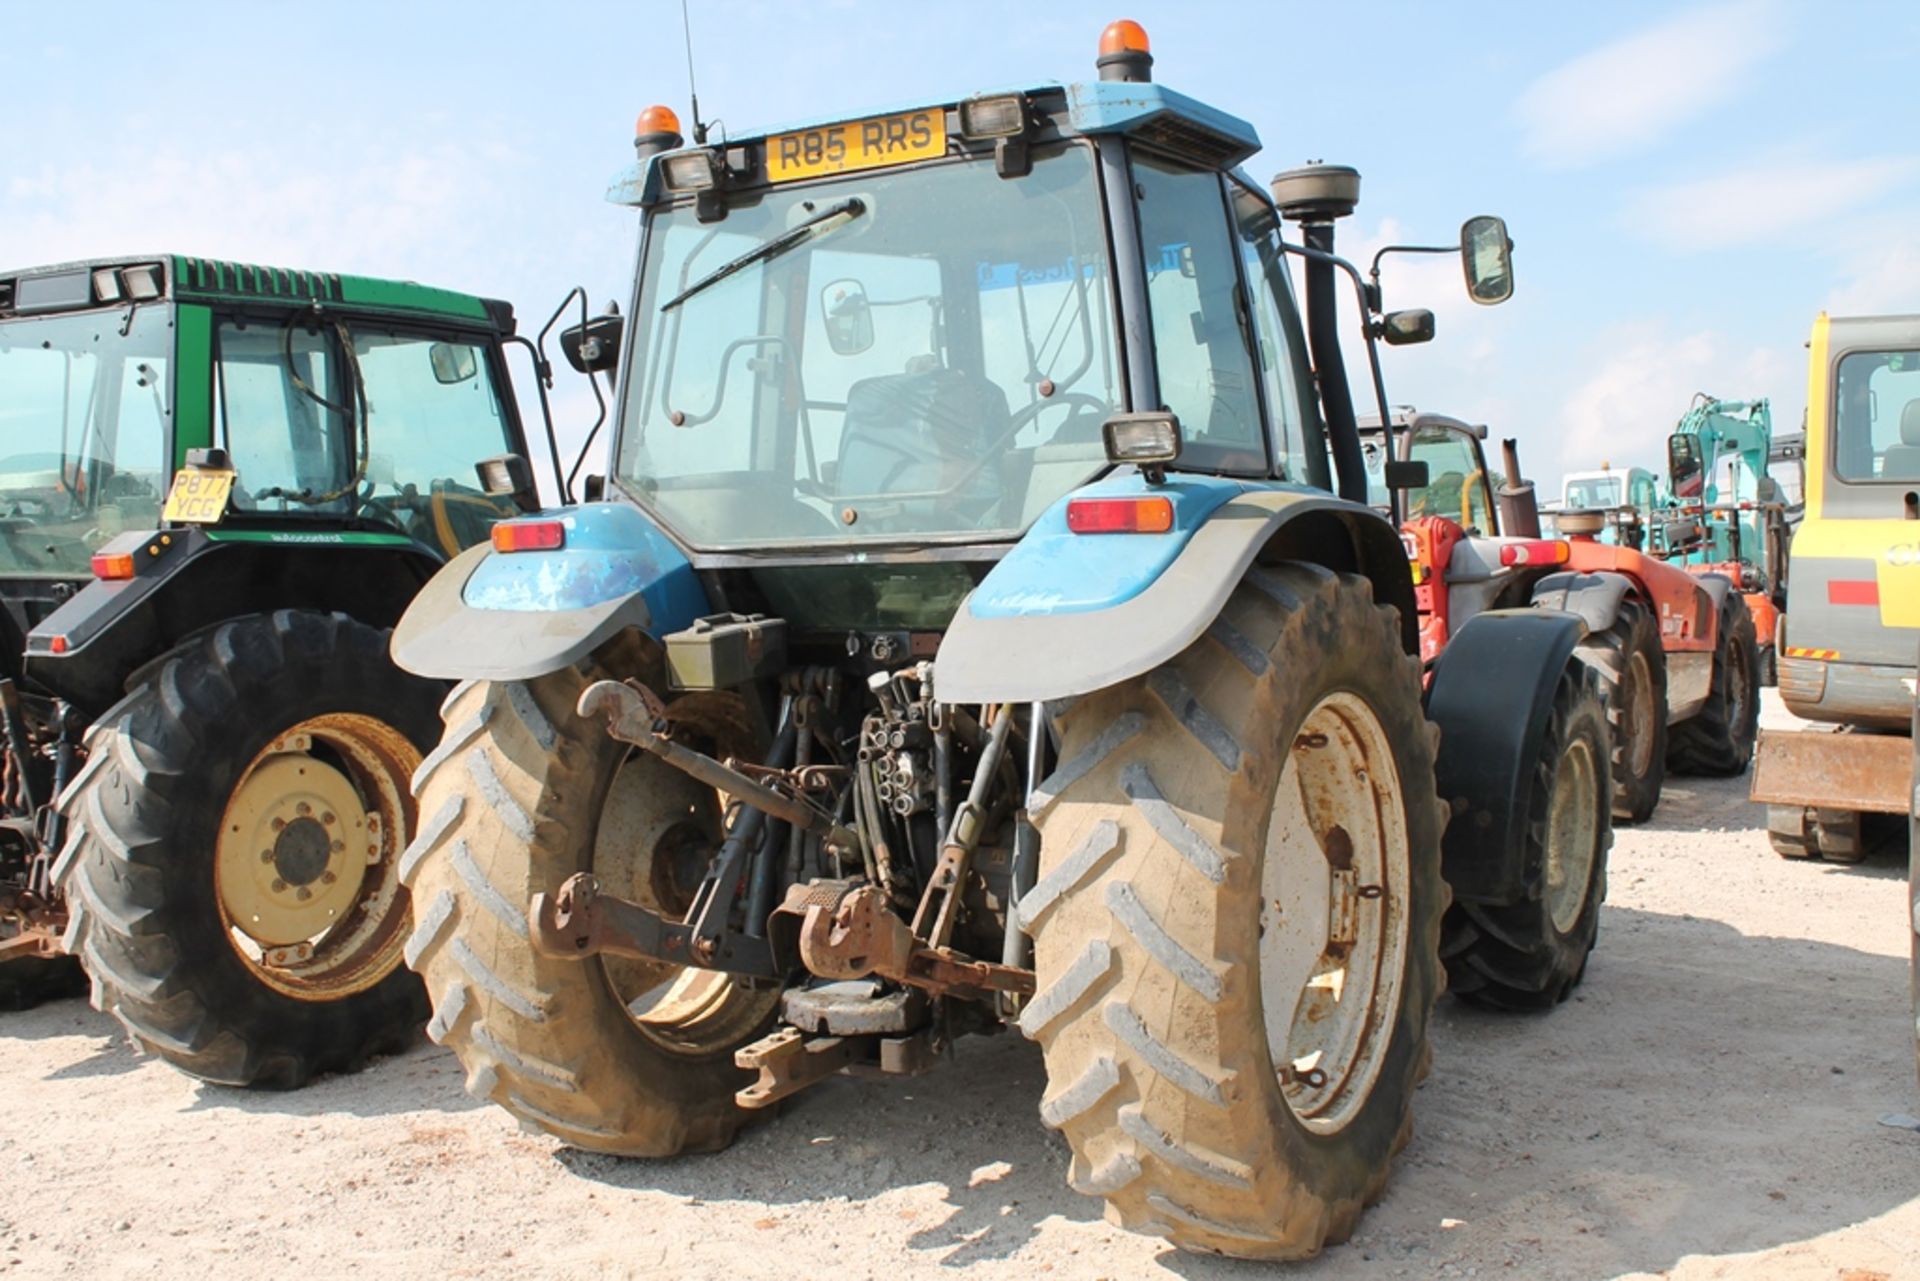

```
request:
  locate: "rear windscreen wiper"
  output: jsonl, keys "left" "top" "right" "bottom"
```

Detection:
{"left": 661, "top": 197, "right": 866, "bottom": 313}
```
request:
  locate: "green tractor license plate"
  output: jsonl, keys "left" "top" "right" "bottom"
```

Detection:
{"left": 162, "top": 468, "right": 235, "bottom": 524}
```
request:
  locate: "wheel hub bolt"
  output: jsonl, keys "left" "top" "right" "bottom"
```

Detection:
{"left": 321, "top": 812, "right": 335, "bottom": 827}
{"left": 296, "top": 886, "right": 312, "bottom": 902}
{"left": 259, "top": 850, "right": 273, "bottom": 863}
{"left": 271, "top": 878, "right": 287, "bottom": 893}
{"left": 296, "top": 802, "right": 312, "bottom": 817}
{"left": 321, "top": 871, "right": 337, "bottom": 885}
{"left": 271, "top": 817, "right": 286, "bottom": 832}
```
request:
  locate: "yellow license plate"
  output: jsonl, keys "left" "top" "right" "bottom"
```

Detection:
{"left": 163, "top": 468, "right": 236, "bottom": 524}
{"left": 766, "top": 109, "right": 946, "bottom": 184}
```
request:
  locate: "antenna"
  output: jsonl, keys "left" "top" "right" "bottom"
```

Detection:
{"left": 679, "top": 0, "right": 709, "bottom": 144}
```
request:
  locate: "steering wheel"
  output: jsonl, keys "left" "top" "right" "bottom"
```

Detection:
{"left": 829, "top": 391, "right": 1111, "bottom": 507}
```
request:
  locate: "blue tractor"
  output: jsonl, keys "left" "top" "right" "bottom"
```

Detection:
{"left": 390, "top": 23, "right": 1611, "bottom": 1259}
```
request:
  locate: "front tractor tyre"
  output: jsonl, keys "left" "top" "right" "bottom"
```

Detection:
{"left": 1440, "top": 663, "right": 1612, "bottom": 1010}
{"left": 401, "top": 657, "right": 779, "bottom": 1156}
{"left": 55, "top": 611, "right": 433, "bottom": 1087}
{"left": 1025, "top": 564, "right": 1446, "bottom": 1261}
{"left": 1575, "top": 601, "right": 1666, "bottom": 824}
{"left": 1667, "top": 593, "right": 1760, "bottom": 777}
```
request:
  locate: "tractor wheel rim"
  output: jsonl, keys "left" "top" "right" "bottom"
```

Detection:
{"left": 213, "top": 714, "right": 417, "bottom": 1001}
{"left": 1544, "top": 736, "right": 1600, "bottom": 933}
{"left": 1624, "top": 650, "right": 1656, "bottom": 778}
{"left": 593, "top": 750, "right": 781, "bottom": 1057}
{"left": 1260, "top": 692, "right": 1411, "bottom": 1135}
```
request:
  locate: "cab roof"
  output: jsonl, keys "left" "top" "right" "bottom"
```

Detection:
{"left": 0, "top": 254, "right": 514, "bottom": 333}
{"left": 608, "top": 79, "right": 1263, "bottom": 207}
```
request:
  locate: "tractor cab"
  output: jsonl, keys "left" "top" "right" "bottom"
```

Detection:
{"left": 1361, "top": 408, "right": 1500, "bottom": 533}
{"left": 1358, "top": 410, "right": 1562, "bottom": 663}
{"left": 568, "top": 60, "right": 1342, "bottom": 644}
{"left": 1, "top": 256, "right": 540, "bottom": 711}
{"left": 0, "top": 254, "right": 554, "bottom": 1040}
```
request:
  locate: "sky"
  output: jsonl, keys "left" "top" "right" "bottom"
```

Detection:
{"left": 6, "top": 0, "right": 1919, "bottom": 500}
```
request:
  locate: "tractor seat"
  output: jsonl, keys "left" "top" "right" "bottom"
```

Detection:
{"left": 1883, "top": 398, "right": 1920, "bottom": 479}
{"left": 834, "top": 367, "right": 1011, "bottom": 516}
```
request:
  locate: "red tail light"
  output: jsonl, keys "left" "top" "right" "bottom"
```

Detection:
{"left": 91, "top": 551, "right": 137, "bottom": 580}
{"left": 490, "top": 520, "right": 566, "bottom": 553}
{"left": 1498, "top": 540, "right": 1572, "bottom": 567}
{"left": 1065, "top": 497, "right": 1174, "bottom": 534}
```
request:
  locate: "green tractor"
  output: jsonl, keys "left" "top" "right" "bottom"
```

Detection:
{"left": 0, "top": 254, "right": 564, "bottom": 1086}
{"left": 390, "top": 22, "right": 1612, "bottom": 1259}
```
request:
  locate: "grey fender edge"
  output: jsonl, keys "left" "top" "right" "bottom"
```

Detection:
{"left": 1692, "top": 570, "right": 1733, "bottom": 613}
{"left": 390, "top": 543, "right": 653, "bottom": 683}
{"left": 1528, "top": 570, "right": 1632, "bottom": 635}
{"left": 933, "top": 490, "right": 1413, "bottom": 705}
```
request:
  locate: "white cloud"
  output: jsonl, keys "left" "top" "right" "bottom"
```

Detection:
{"left": 1822, "top": 213, "right": 1920, "bottom": 316}
{"left": 1625, "top": 156, "right": 1920, "bottom": 250}
{"left": 3, "top": 136, "right": 524, "bottom": 289}
{"left": 1550, "top": 323, "right": 1798, "bottom": 489}
{"left": 1516, "top": 1, "right": 1784, "bottom": 168}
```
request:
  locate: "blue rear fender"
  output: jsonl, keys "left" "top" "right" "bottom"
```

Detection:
{"left": 968, "top": 473, "right": 1248, "bottom": 618}
{"left": 390, "top": 502, "right": 709, "bottom": 683}
{"left": 933, "top": 473, "right": 1413, "bottom": 705}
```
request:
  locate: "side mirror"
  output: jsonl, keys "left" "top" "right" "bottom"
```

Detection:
{"left": 821, "top": 279, "right": 874, "bottom": 356}
{"left": 1668, "top": 432, "right": 1705, "bottom": 499}
{"left": 582, "top": 474, "right": 606, "bottom": 502}
{"left": 1461, "top": 215, "right": 1514, "bottom": 305}
{"left": 1380, "top": 309, "right": 1435, "bottom": 346}
{"left": 428, "top": 342, "right": 479, "bottom": 384}
{"left": 561, "top": 312, "right": 623, "bottom": 375}
{"left": 1384, "top": 460, "right": 1430, "bottom": 490}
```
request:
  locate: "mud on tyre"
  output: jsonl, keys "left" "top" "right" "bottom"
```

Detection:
{"left": 55, "top": 610, "right": 432, "bottom": 1087}
{"left": 401, "top": 646, "right": 779, "bottom": 1156}
{"left": 1440, "top": 662, "right": 1612, "bottom": 1010}
{"left": 1023, "top": 564, "right": 1446, "bottom": 1260}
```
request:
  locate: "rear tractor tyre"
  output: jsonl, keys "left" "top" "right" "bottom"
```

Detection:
{"left": 402, "top": 658, "right": 779, "bottom": 1156}
{"left": 55, "top": 611, "right": 432, "bottom": 1086}
{"left": 1440, "top": 663, "right": 1612, "bottom": 1010}
{"left": 1667, "top": 593, "right": 1759, "bottom": 777}
{"left": 1574, "top": 601, "right": 1666, "bottom": 824}
{"left": 1025, "top": 565, "right": 1446, "bottom": 1260}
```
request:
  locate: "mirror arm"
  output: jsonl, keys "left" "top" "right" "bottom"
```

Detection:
{"left": 1280, "top": 238, "right": 1399, "bottom": 521}
{"left": 1365, "top": 243, "right": 1463, "bottom": 311}
{"left": 566, "top": 370, "right": 615, "bottom": 504}
{"left": 534, "top": 287, "right": 612, "bottom": 507}
{"left": 503, "top": 333, "right": 568, "bottom": 509}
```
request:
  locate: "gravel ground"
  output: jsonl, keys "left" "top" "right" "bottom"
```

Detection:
{"left": 2, "top": 692, "right": 1915, "bottom": 1281}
